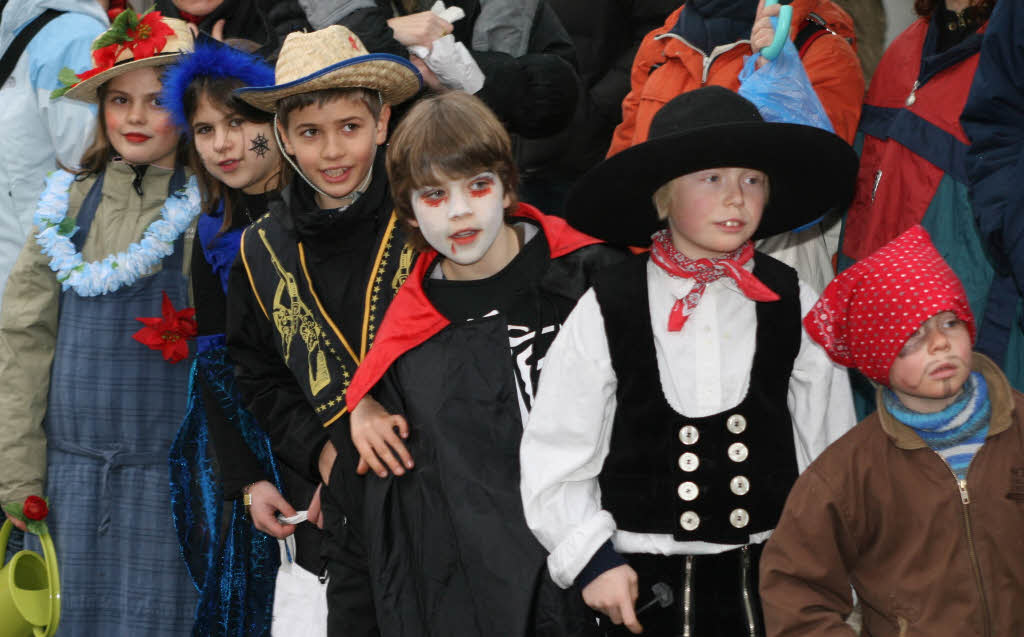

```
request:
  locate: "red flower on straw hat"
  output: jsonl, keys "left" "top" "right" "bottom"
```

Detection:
{"left": 132, "top": 291, "right": 197, "bottom": 363}
{"left": 53, "top": 8, "right": 175, "bottom": 98}
{"left": 125, "top": 10, "right": 175, "bottom": 59}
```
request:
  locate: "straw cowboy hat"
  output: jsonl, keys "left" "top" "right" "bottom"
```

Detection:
{"left": 235, "top": 25, "right": 422, "bottom": 112}
{"left": 566, "top": 86, "right": 859, "bottom": 246}
{"left": 60, "top": 10, "right": 193, "bottom": 103}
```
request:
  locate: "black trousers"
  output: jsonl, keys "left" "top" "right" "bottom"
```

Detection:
{"left": 320, "top": 457, "right": 380, "bottom": 637}
{"left": 605, "top": 544, "right": 766, "bottom": 637}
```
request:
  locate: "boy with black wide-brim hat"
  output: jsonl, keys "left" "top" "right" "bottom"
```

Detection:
{"left": 225, "top": 24, "right": 420, "bottom": 635}
{"left": 521, "top": 86, "right": 859, "bottom": 636}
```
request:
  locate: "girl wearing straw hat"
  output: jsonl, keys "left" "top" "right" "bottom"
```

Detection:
{"left": 0, "top": 9, "right": 200, "bottom": 636}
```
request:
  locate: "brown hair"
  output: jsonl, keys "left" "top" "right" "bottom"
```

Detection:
{"left": 913, "top": 0, "right": 995, "bottom": 18}
{"left": 276, "top": 87, "right": 383, "bottom": 129}
{"left": 184, "top": 75, "right": 285, "bottom": 234}
{"left": 385, "top": 91, "right": 519, "bottom": 251}
{"left": 71, "top": 70, "right": 188, "bottom": 178}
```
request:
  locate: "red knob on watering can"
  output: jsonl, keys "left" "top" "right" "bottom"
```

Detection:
{"left": 760, "top": 0, "right": 793, "bottom": 60}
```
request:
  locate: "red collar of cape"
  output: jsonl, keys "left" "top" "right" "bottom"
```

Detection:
{"left": 345, "top": 203, "right": 602, "bottom": 411}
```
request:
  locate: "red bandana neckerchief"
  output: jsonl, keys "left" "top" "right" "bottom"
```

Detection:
{"left": 649, "top": 230, "right": 780, "bottom": 331}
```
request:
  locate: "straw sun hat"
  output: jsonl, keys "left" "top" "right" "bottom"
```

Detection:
{"left": 235, "top": 25, "right": 422, "bottom": 112}
{"left": 57, "top": 9, "right": 193, "bottom": 103}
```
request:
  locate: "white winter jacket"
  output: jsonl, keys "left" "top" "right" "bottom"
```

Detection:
{"left": 0, "top": 0, "right": 106, "bottom": 308}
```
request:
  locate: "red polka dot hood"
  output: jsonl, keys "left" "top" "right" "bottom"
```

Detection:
{"left": 804, "top": 225, "right": 976, "bottom": 385}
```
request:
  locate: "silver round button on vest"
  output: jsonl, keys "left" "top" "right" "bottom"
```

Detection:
{"left": 678, "top": 452, "right": 699, "bottom": 472}
{"left": 677, "top": 481, "right": 699, "bottom": 501}
{"left": 678, "top": 425, "right": 699, "bottom": 445}
{"left": 728, "top": 442, "right": 749, "bottom": 462}
{"left": 680, "top": 511, "right": 700, "bottom": 531}
{"left": 730, "top": 508, "right": 750, "bottom": 528}
{"left": 730, "top": 475, "right": 750, "bottom": 495}
{"left": 726, "top": 414, "right": 747, "bottom": 434}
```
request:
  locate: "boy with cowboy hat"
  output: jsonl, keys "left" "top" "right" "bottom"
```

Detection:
{"left": 226, "top": 24, "right": 420, "bottom": 635}
{"left": 520, "top": 85, "right": 858, "bottom": 636}
{"left": 759, "top": 225, "right": 1024, "bottom": 637}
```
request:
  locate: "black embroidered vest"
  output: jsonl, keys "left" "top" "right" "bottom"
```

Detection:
{"left": 238, "top": 210, "right": 415, "bottom": 427}
{"left": 593, "top": 253, "right": 801, "bottom": 544}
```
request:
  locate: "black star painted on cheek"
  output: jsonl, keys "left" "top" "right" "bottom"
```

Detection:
{"left": 249, "top": 133, "right": 270, "bottom": 158}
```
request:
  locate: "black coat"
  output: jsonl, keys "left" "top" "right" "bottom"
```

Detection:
{"left": 543, "top": 0, "right": 678, "bottom": 175}
{"left": 356, "top": 219, "right": 624, "bottom": 636}
{"left": 322, "top": 0, "right": 579, "bottom": 140}
{"left": 155, "top": 0, "right": 283, "bottom": 57}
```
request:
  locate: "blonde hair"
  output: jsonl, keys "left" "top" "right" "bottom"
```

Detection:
{"left": 652, "top": 181, "right": 674, "bottom": 221}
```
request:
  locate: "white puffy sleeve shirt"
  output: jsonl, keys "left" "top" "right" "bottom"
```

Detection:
{"left": 520, "top": 258, "right": 856, "bottom": 589}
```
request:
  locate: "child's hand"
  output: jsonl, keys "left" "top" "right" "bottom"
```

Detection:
{"left": 582, "top": 564, "right": 643, "bottom": 634}
{"left": 307, "top": 485, "right": 323, "bottom": 529}
{"left": 749, "top": 0, "right": 784, "bottom": 69}
{"left": 246, "top": 481, "right": 298, "bottom": 539}
{"left": 3, "top": 511, "right": 27, "bottom": 532}
{"left": 318, "top": 440, "right": 338, "bottom": 485}
{"left": 351, "top": 395, "right": 414, "bottom": 478}
{"left": 387, "top": 11, "right": 453, "bottom": 49}
{"left": 410, "top": 55, "right": 446, "bottom": 92}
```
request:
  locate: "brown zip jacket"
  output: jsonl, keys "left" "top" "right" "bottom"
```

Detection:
{"left": 759, "top": 353, "right": 1024, "bottom": 637}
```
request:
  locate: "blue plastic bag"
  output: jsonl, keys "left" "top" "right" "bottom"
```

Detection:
{"left": 738, "top": 33, "right": 833, "bottom": 132}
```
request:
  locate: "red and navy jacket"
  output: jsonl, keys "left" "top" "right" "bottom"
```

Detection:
{"left": 841, "top": 14, "right": 986, "bottom": 262}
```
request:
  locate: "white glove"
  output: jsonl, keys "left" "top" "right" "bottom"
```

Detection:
{"left": 409, "top": 35, "right": 486, "bottom": 93}
{"left": 429, "top": 0, "right": 465, "bottom": 24}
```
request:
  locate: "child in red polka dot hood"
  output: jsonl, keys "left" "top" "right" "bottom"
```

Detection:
{"left": 760, "top": 224, "right": 1024, "bottom": 637}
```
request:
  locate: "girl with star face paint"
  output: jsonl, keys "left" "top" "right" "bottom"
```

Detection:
{"left": 161, "top": 42, "right": 322, "bottom": 637}
{"left": 339, "top": 91, "right": 626, "bottom": 637}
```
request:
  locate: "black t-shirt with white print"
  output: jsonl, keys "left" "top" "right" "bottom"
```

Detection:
{"left": 423, "top": 219, "right": 562, "bottom": 414}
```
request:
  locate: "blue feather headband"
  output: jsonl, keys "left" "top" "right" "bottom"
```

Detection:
{"left": 161, "top": 41, "right": 276, "bottom": 135}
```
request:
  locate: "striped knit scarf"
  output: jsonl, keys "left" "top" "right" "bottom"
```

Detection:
{"left": 884, "top": 371, "right": 990, "bottom": 480}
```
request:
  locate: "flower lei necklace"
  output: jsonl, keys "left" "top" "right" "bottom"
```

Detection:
{"left": 33, "top": 169, "right": 202, "bottom": 296}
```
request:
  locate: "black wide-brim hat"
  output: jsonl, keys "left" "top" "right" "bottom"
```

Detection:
{"left": 566, "top": 86, "right": 858, "bottom": 246}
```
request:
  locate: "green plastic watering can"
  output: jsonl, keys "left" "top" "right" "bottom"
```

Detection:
{"left": 0, "top": 520, "right": 60, "bottom": 637}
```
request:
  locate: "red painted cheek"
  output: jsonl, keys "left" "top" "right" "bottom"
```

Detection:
{"left": 104, "top": 110, "right": 119, "bottom": 137}
{"left": 153, "top": 117, "right": 176, "bottom": 135}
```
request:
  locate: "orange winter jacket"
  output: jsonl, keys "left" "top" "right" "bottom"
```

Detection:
{"left": 608, "top": 0, "right": 864, "bottom": 156}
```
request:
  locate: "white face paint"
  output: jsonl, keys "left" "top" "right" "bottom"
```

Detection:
{"left": 410, "top": 171, "right": 511, "bottom": 270}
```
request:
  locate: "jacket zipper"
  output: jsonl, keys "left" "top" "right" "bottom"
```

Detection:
{"left": 905, "top": 80, "right": 920, "bottom": 106}
{"left": 655, "top": 33, "right": 750, "bottom": 84}
{"left": 936, "top": 454, "right": 992, "bottom": 637}
{"left": 871, "top": 170, "right": 883, "bottom": 202}
{"left": 740, "top": 545, "right": 759, "bottom": 636}
{"left": 681, "top": 555, "right": 694, "bottom": 637}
